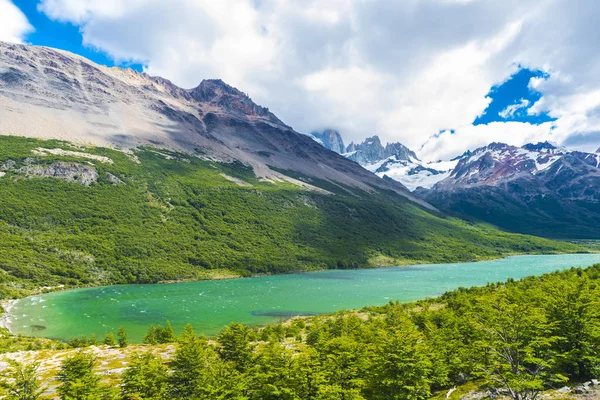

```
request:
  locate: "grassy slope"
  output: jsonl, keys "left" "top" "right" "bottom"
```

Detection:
{"left": 0, "top": 136, "right": 582, "bottom": 298}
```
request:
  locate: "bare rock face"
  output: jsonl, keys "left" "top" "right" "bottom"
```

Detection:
{"left": 21, "top": 162, "right": 98, "bottom": 186}
{"left": 344, "top": 135, "right": 418, "bottom": 166}
{"left": 0, "top": 41, "right": 432, "bottom": 208}
{"left": 310, "top": 129, "right": 346, "bottom": 154}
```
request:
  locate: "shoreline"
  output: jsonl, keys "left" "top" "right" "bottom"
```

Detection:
{"left": 0, "top": 299, "right": 18, "bottom": 333}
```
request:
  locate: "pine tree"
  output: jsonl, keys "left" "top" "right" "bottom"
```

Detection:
{"left": 103, "top": 332, "right": 116, "bottom": 347}
{"left": 57, "top": 351, "right": 101, "bottom": 400}
{"left": 117, "top": 327, "right": 128, "bottom": 348}
{"left": 217, "top": 322, "right": 255, "bottom": 372}
{"left": 142, "top": 326, "right": 157, "bottom": 345}
{"left": 121, "top": 353, "right": 168, "bottom": 400}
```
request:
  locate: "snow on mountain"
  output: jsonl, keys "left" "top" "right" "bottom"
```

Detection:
{"left": 436, "top": 141, "right": 569, "bottom": 188}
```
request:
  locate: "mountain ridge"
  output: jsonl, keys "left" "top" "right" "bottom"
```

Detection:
{"left": 0, "top": 41, "right": 431, "bottom": 207}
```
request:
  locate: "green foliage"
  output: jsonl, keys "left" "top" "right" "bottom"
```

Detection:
{"left": 117, "top": 327, "right": 128, "bottom": 348}
{"left": 103, "top": 333, "right": 116, "bottom": 347}
{"left": 0, "top": 360, "right": 43, "bottom": 400}
{"left": 216, "top": 322, "right": 255, "bottom": 372}
{"left": 120, "top": 353, "right": 168, "bottom": 400}
{"left": 0, "top": 136, "right": 580, "bottom": 298}
{"left": 57, "top": 351, "right": 101, "bottom": 400}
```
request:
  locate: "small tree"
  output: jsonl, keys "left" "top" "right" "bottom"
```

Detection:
{"left": 103, "top": 332, "right": 116, "bottom": 347}
{"left": 121, "top": 353, "right": 168, "bottom": 400}
{"left": 0, "top": 359, "right": 43, "bottom": 400}
{"left": 57, "top": 351, "right": 101, "bottom": 400}
{"left": 216, "top": 322, "right": 255, "bottom": 372}
{"left": 169, "top": 324, "right": 213, "bottom": 398}
{"left": 117, "top": 327, "right": 128, "bottom": 348}
{"left": 143, "top": 326, "right": 157, "bottom": 345}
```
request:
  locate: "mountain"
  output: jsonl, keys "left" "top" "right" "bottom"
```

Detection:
{"left": 0, "top": 41, "right": 426, "bottom": 205}
{"left": 309, "top": 129, "right": 345, "bottom": 154}
{"left": 0, "top": 42, "right": 578, "bottom": 297}
{"left": 417, "top": 141, "right": 600, "bottom": 238}
{"left": 341, "top": 135, "right": 458, "bottom": 190}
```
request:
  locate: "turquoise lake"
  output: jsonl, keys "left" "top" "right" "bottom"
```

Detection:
{"left": 10, "top": 253, "right": 600, "bottom": 342}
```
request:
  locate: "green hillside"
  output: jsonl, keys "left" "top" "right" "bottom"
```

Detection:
{"left": 0, "top": 136, "right": 581, "bottom": 298}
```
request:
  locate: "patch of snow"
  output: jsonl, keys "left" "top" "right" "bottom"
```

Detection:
{"left": 427, "top": 159, "right": 459, "bottom": 171}
{"left": 379, "top": 168, "right": 450, "bottom": 191}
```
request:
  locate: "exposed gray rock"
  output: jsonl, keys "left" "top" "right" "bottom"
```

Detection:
{"left": 106, "top": 172, "right": 124, "bottom": 184}
{"left": 0, "top": 159, "right": 16, "bottom": 170}
{"left": 344, "top": 135, "right": 419, "bottom": 166}
{"left": 21, "top": 162, "right": 98, "bottom": 186}
{"left": 310, "top": 129, "right": 345, "bottom": 154}
{"left": 557, "top": 386, "right": 571, "bottom": 393}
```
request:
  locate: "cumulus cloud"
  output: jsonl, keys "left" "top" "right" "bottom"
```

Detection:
{"left": 36, "top": 0, "right": 600, "bottom": 161}
{"left": 0, "top": 0, "right": 33, "bottom": 44}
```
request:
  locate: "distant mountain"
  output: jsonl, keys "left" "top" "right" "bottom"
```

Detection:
{"left": 417, "top": 141, "right": 600, "bottom": 238}
{"left": 309, "top": 129, "right": 345, "bottom": 154}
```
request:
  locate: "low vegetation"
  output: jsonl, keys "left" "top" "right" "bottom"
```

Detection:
{"left": 0, "top": 136, "right": 581, "bottom": 299}
{"left": 3, "top": 265, "right": 600, "bottom": 399}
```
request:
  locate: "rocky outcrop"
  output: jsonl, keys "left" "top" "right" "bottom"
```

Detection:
{"left": 21, "top": 162, "right": 98, "bottom": 186}
{"left": 310, "top": 129, "right": 345, "bottom": 154}
{"left": 344, "top": 135, "right": 418, "bottom": 166}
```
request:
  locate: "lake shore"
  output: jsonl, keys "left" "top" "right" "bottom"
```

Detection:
{"left": 0, "top": 299, "right": 18, "bottom": 332}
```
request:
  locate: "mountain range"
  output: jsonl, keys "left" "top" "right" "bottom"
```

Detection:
{"left": 310, "top": 128, "right": 600, "bottom": 239}
{"left": 0, "top": 41, "right": 573, "bottom": 297}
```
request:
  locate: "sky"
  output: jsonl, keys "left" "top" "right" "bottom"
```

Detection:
{"left": 1, "top": 0, "right": 600, "bottom": 161}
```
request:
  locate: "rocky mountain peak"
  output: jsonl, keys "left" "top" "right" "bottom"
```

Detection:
{"left": 189, "top": 79, "right": 280, "bottom": 121}
{"left": 310, "top": 129, "right": 345, "bottom": 154}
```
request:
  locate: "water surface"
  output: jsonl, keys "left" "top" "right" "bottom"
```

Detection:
{"left": 11, "top": 254, "right": 600, "bottom": 342}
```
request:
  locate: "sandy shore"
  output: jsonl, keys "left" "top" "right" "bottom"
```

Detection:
{"left": 0, "top": 299, "right": 18, "bottom": 332}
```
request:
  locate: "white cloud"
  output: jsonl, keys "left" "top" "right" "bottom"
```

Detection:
{"left": 499, "top": 99, "right": 530, "bottom": 119}
{"left": 0, "top": 0, "right": 33, "bottom": 44}
{"left": 36, "top": 0, "right": 600, "bottom": 160}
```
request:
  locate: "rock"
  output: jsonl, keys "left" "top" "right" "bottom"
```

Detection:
{"left": 0, "top": 159, "right": 16, "bottom": 170}
{"left": 591, "top": 379, "right": 599, "bottom": 386}
{"left": 557, "top": 386, "right": 571, "bottom": 393}
{"left": 574, "top": 385, "right": 589, "bottom": 394}
{"left": 21, "top": 162, "right": 98, "bottom": 186}
{"left": 310, "top": 129, "right": 345, "bottom": 154}
{"left": 584, "top": 381, "right": 592, "bottom": 387}
{"left": 106, "top": 172, "right": 124, "bottom": 184}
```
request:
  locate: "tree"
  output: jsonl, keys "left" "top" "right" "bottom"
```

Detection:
{"left": 103, "top": 332, "right": 116, "bottom": 347}
{"left": 472, "top": 289, "right": 563, "bottom": 400}
{"left": 168, "top": 324, "right": 208, "bottom": 398}
{"left": 217, "top": 322, "right": 255, "bottom": 372}
{"left": 248, "top": 341, "right": 298, "bottom": 399}
{"left": 142, "top": 326, "right": 157, "bottom": 345}
{"left": 57, "top": 351, "right": 101, "bottom": 400}
{"left": 0, "top": 359, "right": 43, "bottom": 400}
{"left": 121, "top": 353, "right": 168, "bottom": 400}
{"left": 368, "top": 323, "right": 432, "bottom": 400}
{"left": 118, "top": 327, "right": 128, "bottom": 348}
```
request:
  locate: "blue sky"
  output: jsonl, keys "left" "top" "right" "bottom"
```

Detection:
{"left": 12, "top": 0, "right": 144, "bottom": 71}
{"left": 1, "top": 0, "right": 599, "bottom": 160}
